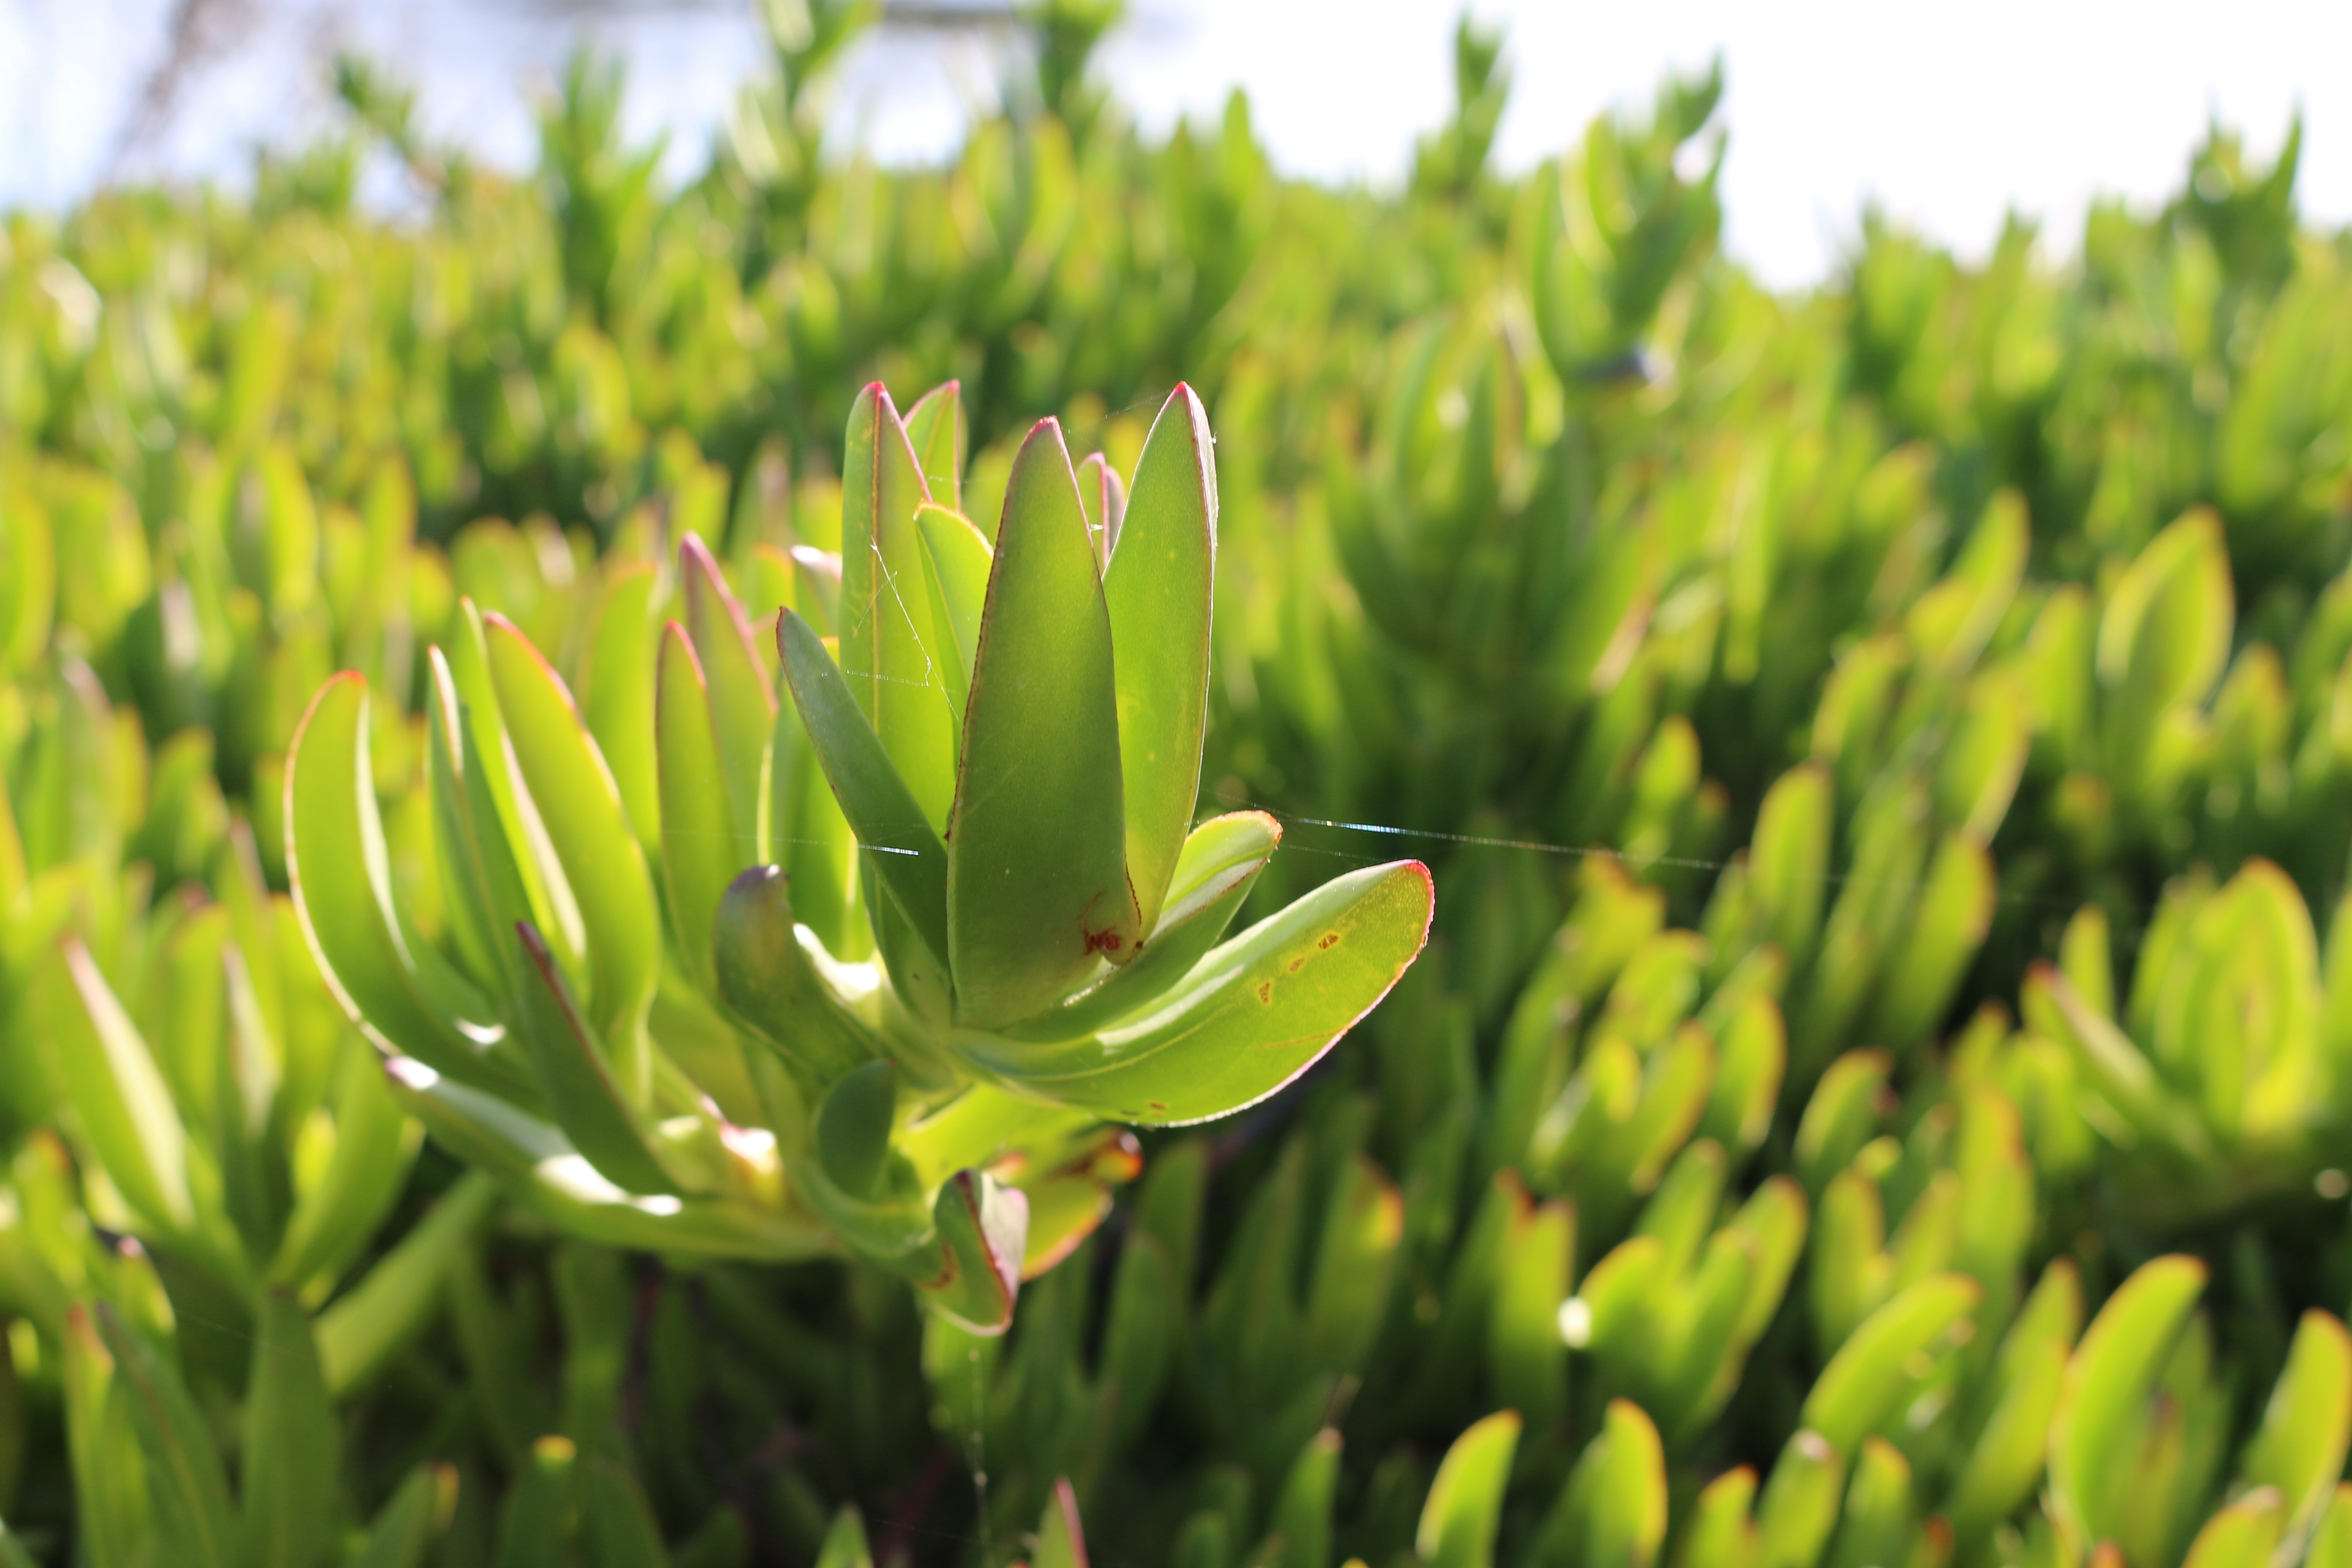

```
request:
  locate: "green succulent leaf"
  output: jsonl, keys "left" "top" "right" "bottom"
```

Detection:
{"left": 657, "top": 622, "right": 741, "bottom": 996}
{"left": 913, "top": 501, "right": 992, "bottom": 730}
{"left": 51, "top": 938, "right": 194, "bottom": 1236}
{"left": 1001, "top": 810, "right": 1280, "bottom": 1041}
{"left": 956, "top": 858, "right": 1433, "bottom": 1124}
{"left": 484, "top": 612, "right": 661, "bottom": 1047}
{"left": 904, "top": 380, "right": 968, "bottom": 514}
{"left": 2049, "top": 1254, "right": 2208, "bottom": 1553}
{"left": 679, "top": 531, "right": 777, "bottom": 868}
{"left": 777, "top": 607, "right": 953, "bottom": 986}
{"left": 948, "top": 416, "right": 1138, "bottom": 1028}
{"left": 268, "top": 1040, "right": 420, "bottom": 1290}
{"left": 240, "top": 1292, "right": 340, "bottom": 1568}
{"left": 508, "top": 922, "right": 681, "bottom": 1196}
{"left": 1798, "top": 1271, "right": 1979, "bottom": 1456}
{"left": 350, "top": 1464, "right": 458, "bottom": 1568}
{"left": 2238, "top": 1310, "right": 2352, "bottom": 1536}
{"left": 927, "top": 1168, "right": 1027, "bottom": 1335}
{"left": 1417, "top": 1410, "right": 1522, "bottom": 1568}
{"left": 316, "top": 1171, "right": 499, "bottom": 1393}
{"left": 579, "top": 562, "right": 664, "bottom": 855}
{"left": 712, "top": 865, "right": 883, "bottom": 1082}
{"left": 287, "top": 673, "right": 521, "bottom": 1095}
{"left": 1103, "top": 384, "right": 1218, "bottom": 936}
{"left": 96, "top": 1303, "right": 238, "bottom": 1568}
{"left": 837, "top": 383, "right": 956, "bottom": 829}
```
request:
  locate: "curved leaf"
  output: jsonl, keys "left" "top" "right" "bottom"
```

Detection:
{"left": 2049, "top": 1254, "right": 2208, "bottom": 1552}
{"left": 508, "top": 924, "right": 680, "bottom": 1197}
{"left": 1000, "top": 810, "right": 1280, "bottom": 1042}
{"left": 286, "top": 674, "right": 521, "bottom": 1094}
{"left": 957, "top": 859, "right": 1433, "bottom": 1124}
{"left": 1418, "top": 1411, "right": 1522, "bottom": 1568}
{"left": 52, "top": 938, "right": 193, "bottom": 1235}
{"left": 1799, "top": 1272, "right": 1979, "bottom": 1456}
{"left": 927, "top": 1168, "right": 1027, "bottom": 1335}
{"left": 484, "top": 613, "right": 660, "bottom": 1049}
{"left": 712, "top": 866, "right": 883, "bottom": 1083}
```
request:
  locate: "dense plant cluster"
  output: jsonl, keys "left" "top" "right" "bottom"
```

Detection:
{"left": 5, "top": 4, "right": 2352, "bottom": 1566}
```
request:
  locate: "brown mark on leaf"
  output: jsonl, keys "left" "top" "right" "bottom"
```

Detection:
{"left": 1288, "top": 955, "right": 1307, "bottom": 973}
{"left": 1256, "top": 980, "right": 1274, "bottom": 1004}
{"left": 1317, "top": 931, "right": 1341, "bottom": 949}
{"left": 1079, "top": 888, "right": 1125, "bottom": 956}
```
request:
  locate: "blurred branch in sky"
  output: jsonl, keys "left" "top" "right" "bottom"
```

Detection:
{"left": 110, "top": 0, "right": 254, "bottom": 172}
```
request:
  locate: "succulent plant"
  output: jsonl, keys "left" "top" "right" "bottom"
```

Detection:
{"left": 283, "top": 380, "right": 1432, "bottom": 1332}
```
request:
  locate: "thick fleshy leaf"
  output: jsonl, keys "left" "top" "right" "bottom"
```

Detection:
{"left": 350, "top": 1464, "right": 458, "bottom": 1568}
{"left": 382, "top": 1060, "right": 832, "bottom": 1260}
{"left": 1755, "top": 1431, "right": 1844, "bottom": 1568}
{"left": 579, "top": 1454, "right": 674, "bottom": 1568}
{"left": 836, "top": 383, "right": 956, "bottom": 829}
{"left": 1260, "top": 1430, "right": 1340, "bottom": 1568}
{"left": 913, "top": 502, "right": 992, "bottom": 730}
{"left": 657, "top": 624, "right": 738, "bottom": 995}
{"left": 1034, "top": 1479, "right": 1087, "bottom": 1568}
{"left": 241, "top": 1292, "right": 340, "bottom": 1568}
{"left": 425, "top": 652, "right": 527, "bottom": 1004}
{"left": 2239, "top": 1310, "right": 2352, "bottom": 1534}
{"left": 777, "top": 609, "right": 951, "bottom": 977}
{"left": 769, "top": 642, "right": 864, "bottom": 962}
{"left": 816, "top": 1062, "right": 896, "bottom": 1197}
{"left": 508, "top": 923, "right": 680, "bottom": 1197}
{"left": 286, "top": 674, "right": 523, "bottom": 1095}
{"left": 2179, "top": 1494, "right": 2282, "bottom": 1568}
{"left": 446, "top": 601, "right": 574, "bottom": 969}
{"left": 1527, "top": 1400, "right": 1668, "bottom": 1568}
{"left": 2049, "top": 1254, "right": 2208, "bottom": 1551}
{"left": 903, "top": 380, "right": 967, "bottom": 512}
{"left": 1102, "top": 386, "right": 1216, "bottom": 935}
{"left": 959, "top": 859, "right": 1432, "bottom": 1124}
{"left": 315, "top": 1172, "right": 498, "bottom": 1393}
{"left": 1076, "top": 452, "right": 1129, "bottom": 568}
{"left": 712, "top": 866, "right": 883, "bottom": 1082}
{"left": 816, "top": 1508, "right": 875, "bottom": 1568}
{"left": 949, "top": 417, "right": 1138, "bottom": 1027}
{"left": 1751, "top": 763, "right": 1832, "bottom": 969}
{"left": 679, "top": 533, "right": 776, "bottom": 870}
{"left": 52, "top": 938, "right": 193, "bottom": 1235}
{"left": 927, "top": 1169, "right": 1028, "bottom": 1335}
{"left": 268, "top": 1041, "right": 420, "bottom": 1290}
{"left": 579, "top": 563, "right": 663, "bottom": 854}
{"left": 96, "top": 1303, "right": 238, "bottom": 1568}
{"left": 1946, "top": 1332, "right": 2070, "bottom": 1534}
{"left": 999, "top": 810, "right": 1280, "bottom": 1042}
{"left": 484, "top": 613, "right": 660, "bottom": 1048}
{"left": 1417, "top": 1411, "right": 1522, "bottom": 1568}
{"left": 1799, "top": 1273, "right": 1979, "bottom": 1457}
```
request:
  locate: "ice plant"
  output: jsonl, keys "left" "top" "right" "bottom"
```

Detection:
{"left": 284, "top": 381, "right": 1433, "bottom": 1330}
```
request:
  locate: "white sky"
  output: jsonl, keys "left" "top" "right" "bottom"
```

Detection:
{"left": 1, "top": 0, "right": 2346, "bottom": 289}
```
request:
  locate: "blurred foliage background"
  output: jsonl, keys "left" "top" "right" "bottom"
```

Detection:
{"left": 7, "top": 2, "right": 2352, "bottom": 1566}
